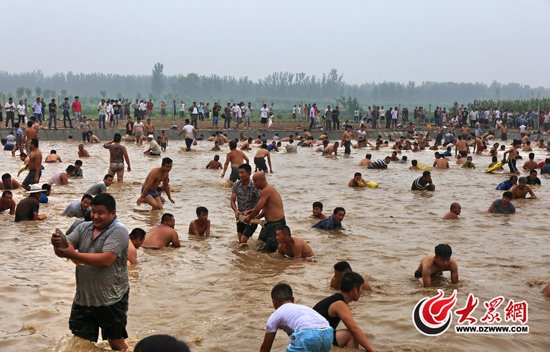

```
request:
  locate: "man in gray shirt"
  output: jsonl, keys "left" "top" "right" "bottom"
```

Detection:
{"left": 85, "top": 174, "right": 113, "bottom": 195}
{"left": 62, "top": 194, "right": 92, "bottom": 218}
{"left": 51, "top": 193, "right": 129, "bottom": 350}
{"left": 230, "top": 163, "right": 261, "bottom": 244}
{"left": 59, "top": 97, "right": 72, "bottom": 128}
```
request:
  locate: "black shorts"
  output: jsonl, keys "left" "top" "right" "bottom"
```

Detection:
{"left": 236, "top": 221, "right": 258, "bottom": 238}
{"left": 261, "top": 117, "right": 267, "bottom": 124}
{"left": 254, "top": 157, "right": 267, "bottom": 171}
{"left": 69, "top": 289, "right": 129, "bottom": 342}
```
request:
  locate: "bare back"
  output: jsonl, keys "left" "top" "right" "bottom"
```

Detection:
{"left": 142, "top": 224, "right": 180, "bottom": 248}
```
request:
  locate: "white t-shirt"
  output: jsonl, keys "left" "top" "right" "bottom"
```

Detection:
{"left": 265, "top": 303, "right": 330, "bottom": 336}
{"left": 5, "top": 103, "right": 15, "bottom": 112}
{"left": 357, "top": 130, "right": 366, "bottom": 140}
{"left": 180, "top": 103, "right": 186, "bottom": 112}
{"left": 183, "top": 124, "right": 195, "bottom": 139}
{"left": 235, "top": 106, "right": 242, "bottom": 117}
{"left": 391, "top": 109, "right": 398, "bottom": 120}
{"left": 293, "top": 107, "right": 297, "bottom": 114}
{"left": 17, "top": 104, "right": 26, "bottom": 115}
{"left": 519, "top": 125, "right": 526, "bottom": 133}
{"left": 134, "top": 121, "right": 144, "bottom": 133}
{"left": 260, "top": 107, "right": 269, "bottom": 118}
{"left": 192, "top": 107, "right": 198, "bottom": 114}
{"left": 149, "top": 140, "right": 161, "bottom": 153}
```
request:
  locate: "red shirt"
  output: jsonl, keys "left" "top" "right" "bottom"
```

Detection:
{"left": 72, "top": 101, "right": 81, "bottom": 112}
{"left": 147, "top": 102, "right": 154, "bottom": 111}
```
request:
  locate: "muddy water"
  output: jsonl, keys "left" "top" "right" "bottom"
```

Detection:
{"left": 0, "top": 137, "right": 548, "bottom": 352}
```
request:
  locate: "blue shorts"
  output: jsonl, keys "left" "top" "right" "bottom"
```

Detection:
{"left": 287, "top": 327, "right": 333, "bottom": 352}
{"left": 141, "top": 187, "right": 159, "bottom": 199}
{"left": 229, "top": 167, "right": 239, "bottom": 182}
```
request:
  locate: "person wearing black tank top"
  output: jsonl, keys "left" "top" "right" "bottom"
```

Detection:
{"left": 313, "top": 272, "right": 376, "bottom": 352}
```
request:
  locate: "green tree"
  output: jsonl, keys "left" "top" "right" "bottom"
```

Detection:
{"left": 60, "top": 89, "right": 68, "bottom": 98}
{"left": 16, "top": 87, "right": 25, "bottom": 99}
{"left": 34, "top": 87, "right": 42, "bottom": 97}
{"left": 136, "top": 92, "right": 142, "bottom": 101}
{"left": 100, "top": 90, "right": 107, "bottom": 99}
{"left": 25, "top": 88, "right": 32, "bottom": 97}
{"left": 151, "top": 62, "right": 165, "bottom": 97}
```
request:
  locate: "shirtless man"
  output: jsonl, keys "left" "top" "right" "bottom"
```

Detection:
{"left": 0, "top": 190, "right": 16, "bottom": 215}
{"left": 240, "top": 137, "right": 253, "bottom": 151}
{"left": 137, "top": 157, "right": 175, "bottom": 210}
{"left": 522, "top": 153, "right": 537, "bottom": 171}
{"left": 276, "top": 226, "right": 315, "bottom": 262}
{"left": 522, "top": 140, "right": 533, "bottom": 152}
{"left": 244, "top": 172, "right": 285, "bottom": 253}
{"left": 77, "top": 144, "right": 90, "bottom": 157}
{"left": 221, "top": 140, "right": 249, "bottom": 182}
{"left": 206, "top": 155, "right": 223, "bottom": 169}
{"left": 503, "top": 139, "right": 521, "bottom": 173}
{"left": 510, "top": 177, "right": 537, "bottom": 199}
{"left": 500, "top": 124, "right": 508, "bottom": 141}
{"left": 45, "top": 150, "right": 62, "bottom": 163}
{"left": 433, "top": 153, "right": 449, "bottom": 169}
{"left": 455, "top": 136, "right": 469, "bottom": 158}
{"left": 141, "top": 213, "right": 180, "bottom": 249}
{"left": 340, "top": 125, "right": 354, "bottom": 155}
{"left": 330, "top": 261, "right": 373, "bottom": 292}
{"left": 127, "top": 228, "right": 145, "bottom": 265}
{"left": 358, "top": 154, "right": 373, "bottom": 166}
{"left": 324, "top": 142, "right": 339, "bottom": 156}
{"left": 22, "top": 139, "right": 42, "bottom": 191}
{"left": 23, "top": 121, "right": 38, "bottom": 154}
{"left": 312, "top": 201, "right": 327, "bottom": 220}
{"left": 348, "top": 172, "right": 367, "bottom": 187}
{"left": 254, "top": 144, "right": 273, "bottom": 173}
{"left": 104, "top": 133, "right": 131, "bottom": 182}
{"left": 415, "top": 243, "right": 459, "bottom": 287}
{"left": 443, "top": 202, "right": 461, "bottom": 219}
{"left": 471, "top": 133, "right": 484, "bottom": 154}
{"left": 188, "top": 206, "right": 210, "bottom": 236}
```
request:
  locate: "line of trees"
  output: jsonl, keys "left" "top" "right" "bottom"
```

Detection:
{"left": 0, "top": 66, "right": 548, "bottom": 109}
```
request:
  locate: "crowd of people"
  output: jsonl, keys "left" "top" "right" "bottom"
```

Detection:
{"left": 1, "top": 106, "right": 549, "bottom": 351}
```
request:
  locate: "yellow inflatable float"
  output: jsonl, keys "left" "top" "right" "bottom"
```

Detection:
{"left": 485, "top": 161, "right": 503, "bottom": 173}
{"left": 417, "top": 162, "right": 433, "bottom": 171}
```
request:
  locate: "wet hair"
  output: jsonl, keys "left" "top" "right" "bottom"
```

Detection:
{"left": 214, "top": 155, "right": 220, "bottom": 161}
{"left": 411, "top": 160, "right": 418, "bottom": 166}
{"left": 492, "top": 156, "right": 497, "bottom": 162}
{"left": 30, "top": 138, "right": 39, "bottom": 148}
{"left": 2, "top": 190, "right": 12, "bottom": 197}
{"left": 312, "top": 201, "right": 323, "bottom": 210}
{"left": 239, "top": 163, "right": 252, "bottom": 174}
{"left": 229, "top": 140, "right": 237, "bottom": 149}
{"left": 530, "top": 169, "right": 537, "bottom": 175}
{"left": 104, "top": 174, "right": 113, "bottom": 180}
{"left": 134, "top": 334, "right": 190, "bottom": 352}
{"left": 435, "top": 243, "right": 452, "bottom": 259}
{"left": 196, "top": 206, "right": 208, "bottom": 216}
{"left": 340, "top": 272, "right": 364, "bottom": 292}
{"left": 422, "top": 171, "right": 431, "bottom": 178}
{"left": 81, "top": 194, "right": 93, "bottom": 202}
{"left": 518, "top": 177, "right": 527, "bottom": 183}
{"left": 271, "top": 283, "right": 293, "bottom": 303}
{"left": 278, "top": 225, "right": 291, "bottom": 237}
{"left": 510, "top": 175, "right": 518, "bottom": 181}
{"left": 129, "top": 228, "right": 146, "bottom": 241}
{"left": 1, "top": 173, "right": 10, "bottom": 181}
{"left": 162, "top": 157, "right": 173, "bottom": 166}
{"left": 334, "top": 261, "right": 352, "bottom": 273}
{"left": 114, "top": 133, "right": 122, "bottom": 143}
{"left": 354, "top": 172, "right": 362, "bottom": 177}
{"left": 161, "top": 213, "right": 174, "bottom": 224}
{"left": 41, "top": 184, "right": 51, "bottom": 191}
{"left": 91, "top": 193, "right": 116, "bottom": 212}
{"left": 333, "top": 207, "right": 346, "bottom": 215}
{"left": 75, "top": 160, "right": 83, "bottom": 166}
{"left": 66, "top": 165, "right": 76, "bottom": 173}
{"left": 450, "top": 202, "right": 460, "bottom": 210}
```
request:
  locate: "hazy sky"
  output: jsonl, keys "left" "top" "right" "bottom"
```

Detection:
{"left": 3, "top": 0, "right": 549, "bottom": 87}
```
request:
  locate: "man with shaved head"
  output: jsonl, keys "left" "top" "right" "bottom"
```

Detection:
{"left": 244, "top": 172, "right": 285, "bottom": 252}
{"left": 443, "top": 202, "right": 461, "bottom": 219}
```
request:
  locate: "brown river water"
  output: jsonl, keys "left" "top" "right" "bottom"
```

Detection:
{"left": 0, "top": 136, "right": 548, "bottom": 352}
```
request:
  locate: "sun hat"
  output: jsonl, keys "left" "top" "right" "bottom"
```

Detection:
{"left": 147, "top": 134, "right": 154, "bottom": 139}
{"left": 26, "top": 184, "right": 43, "bottom": 193}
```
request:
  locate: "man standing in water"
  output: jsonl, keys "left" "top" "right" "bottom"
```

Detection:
{"left": 177, "top": 119, "right": 197, "bottom": 152}
{"left": 51, "top": 193, "right": 129, "bottom": 351}
{"left": 103, "top": 133, "right": 131, "bottom": 182}
{"left": 137, "top": 157, "right": 175, "bottom": 210}
{"left": 221, "top": 140, "right": 249, "bottom": 183}
{"left": 22, "top": 138, "right": 42, "bottom": 191}
{"left": 243, "top": 172, "right": 285, "bottom": 252}
{"left": 231, "top": 164, "right": 262, "bottom": 244}
{"left": 340, "top": 125, "right": 354, "bottom": 155}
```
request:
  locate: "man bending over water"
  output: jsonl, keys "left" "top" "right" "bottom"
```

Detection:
{"left": 276, "top": 225, "right": 315, "bottom": 262}
{"left": 415, "top": 243, "right": 458, "bottom": 288}
{"left": 141, "top": 213, "right": 180, "bottom": 249}
{"left": 137, "top": 157, "right": 175, "bottom": 210}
